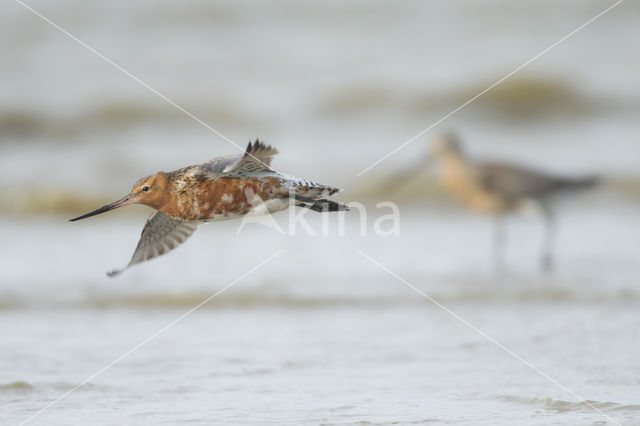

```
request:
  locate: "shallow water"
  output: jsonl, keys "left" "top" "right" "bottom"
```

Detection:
{"left": 2, "top": 0, "right": 640, "bottom": 425}
{"left": 2, "top": 202, "right": 640, "bottom": 425}
{"left": 2, "top": 304, "right": 640, "bottom": 425}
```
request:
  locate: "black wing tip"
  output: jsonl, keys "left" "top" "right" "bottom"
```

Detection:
{"left": 246, "top": 138, "right": 278, "bottom": 156}
{"left": 246, "top": 139, "right": 262, "bottom": 152}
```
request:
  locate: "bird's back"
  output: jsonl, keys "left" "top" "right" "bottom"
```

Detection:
{"left": 158, "top": 149, "right": 341, "bottom": 221}
{"left": 474, "top": 161, "right": 598, "bottom": 202}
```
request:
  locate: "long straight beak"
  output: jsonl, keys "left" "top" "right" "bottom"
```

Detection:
{"left": 69, "top": 194, "right": 132, "bottom": 222}
{"left": 423, "top": 151, "right": 435, "bottom": 168}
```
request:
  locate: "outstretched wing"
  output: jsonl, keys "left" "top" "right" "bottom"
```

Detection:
{"left": 221, "top": 140, "right": 279, "bottom": 176}
{"left": 197, "top": 139, "right": 279, "bottom": 180}
{"left": 107, "top": 212, "right": 199, "bottom": 277}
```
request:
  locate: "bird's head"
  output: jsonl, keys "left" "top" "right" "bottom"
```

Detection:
{"left": 429, "top": 132, "right": 464, "bottom": 159}
{"left": 69, "top": 172, "right": 169, "bottom": 221}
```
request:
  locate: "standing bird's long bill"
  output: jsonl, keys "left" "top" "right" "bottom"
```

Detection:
{"left": 69, "top": 195, "right": 132, "bottom": 221}
{"left": 382, "top": 154, "right": 433, "bottom": 194}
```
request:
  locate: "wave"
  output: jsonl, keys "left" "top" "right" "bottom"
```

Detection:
{"left": 315, "top": 74, "right": 637, "bottom": 121}
{"left": 0, "top": 185, "right": 112, "bottom": 218}
{"left": 2, "top": 284, "right": 640, "bottom": 311}
{"left": 499, "top": 395, "right": 640, "bottom": 413}
{"left": 0, "top": 381, "right": 33, "bottom": 391}
{"left": 0, "top": 292, "right": 409, "bottom": 311}
{"left": 3, "top": 74, "right": 637, "bottom": 140}
{"left": 0, "top": 99, "right": 267, "bottom": 139}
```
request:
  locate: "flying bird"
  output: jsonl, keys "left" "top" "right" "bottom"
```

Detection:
{"left": 71, "top": 140, "right": 348, "bottom": 276}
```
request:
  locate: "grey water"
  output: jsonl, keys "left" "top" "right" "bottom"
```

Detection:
{"left": 1, "top": 1, "right": 640, "bottom": 425}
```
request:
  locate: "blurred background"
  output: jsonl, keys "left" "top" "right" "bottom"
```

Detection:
{"left": 1, "top": 1, "right": 639, "bottom": 425}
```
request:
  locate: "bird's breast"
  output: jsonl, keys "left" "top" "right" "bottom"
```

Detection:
{"left": 441, "top": 160, "right": 511, "bottom": 214}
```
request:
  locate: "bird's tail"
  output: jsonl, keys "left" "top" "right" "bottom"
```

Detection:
{"left": 294, "top": 195, "right": 349, "bottom": 212}
{"left": 293, "top": 181, "right": 341, "bottom": 199}
{"left": 286, "top": 177, "right": 348, "bottom": 211}
{"left": 555, "top": 175, "right": 600, "bottom": 191}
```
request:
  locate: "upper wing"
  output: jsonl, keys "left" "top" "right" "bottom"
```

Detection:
{"left": 195, "top": 140, "right": 279, "bottom": 180}
{"left": 197, "top": 154, "right": 242, "bottom": 177}
{"left": 474, "top": 162, "right": 558, "bottom": 200}
{"left": 221, "top": 140, "right": 279, "bottom": 176}
{"left": 107, "top": 212, "right": 199, "bottom": 277}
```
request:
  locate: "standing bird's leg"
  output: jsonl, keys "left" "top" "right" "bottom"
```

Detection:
{"left": 540, "top": 202, "right": 556, "bottom": 273}
{"left": 492, "top": 214, "right": 507, "bottom": 273}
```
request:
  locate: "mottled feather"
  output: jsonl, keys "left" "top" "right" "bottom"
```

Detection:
{"left": 70, "top": 139, "right": 347, "bottom": 277}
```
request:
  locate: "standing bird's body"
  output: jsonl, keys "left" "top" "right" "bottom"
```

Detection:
{"left": 396, "top": 134, "right": 598, "bottom": 271}
{"left": 435, "top": 138, "right": 598, "bottom": 216}
{"left": 71, "top": 140, "right": 348, "bottom": 276}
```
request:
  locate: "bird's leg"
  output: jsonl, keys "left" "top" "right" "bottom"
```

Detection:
{"left": 492, "top": 214, "right": 507, "bottom": 274}
{"left": 540, "top": 203, "right": 556, "bottom": 273}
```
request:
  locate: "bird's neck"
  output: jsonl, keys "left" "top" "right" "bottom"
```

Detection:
{"left": 440, "top": 151, "right": 475, "bottom": 197}
{"left": 441, "top": 151, "right": 469, "bottom": 176}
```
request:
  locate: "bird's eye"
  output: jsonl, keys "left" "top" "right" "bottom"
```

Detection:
{"left": 142, "top": 186, "right": 150, "bottom": 192}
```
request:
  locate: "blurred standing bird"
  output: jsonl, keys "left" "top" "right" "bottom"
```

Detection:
{"left": 391, "top": 133, "right": 598, "bottom": 271}
{"left": 70, "top": 140, "right": 348, "bottom": 276}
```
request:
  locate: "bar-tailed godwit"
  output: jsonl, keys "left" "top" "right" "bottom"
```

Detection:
{"left": 394, "top": 133, "right": 598, "bottom": 271}
{"left": 71, "top": 140, "right": 348, "bottom": 276}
